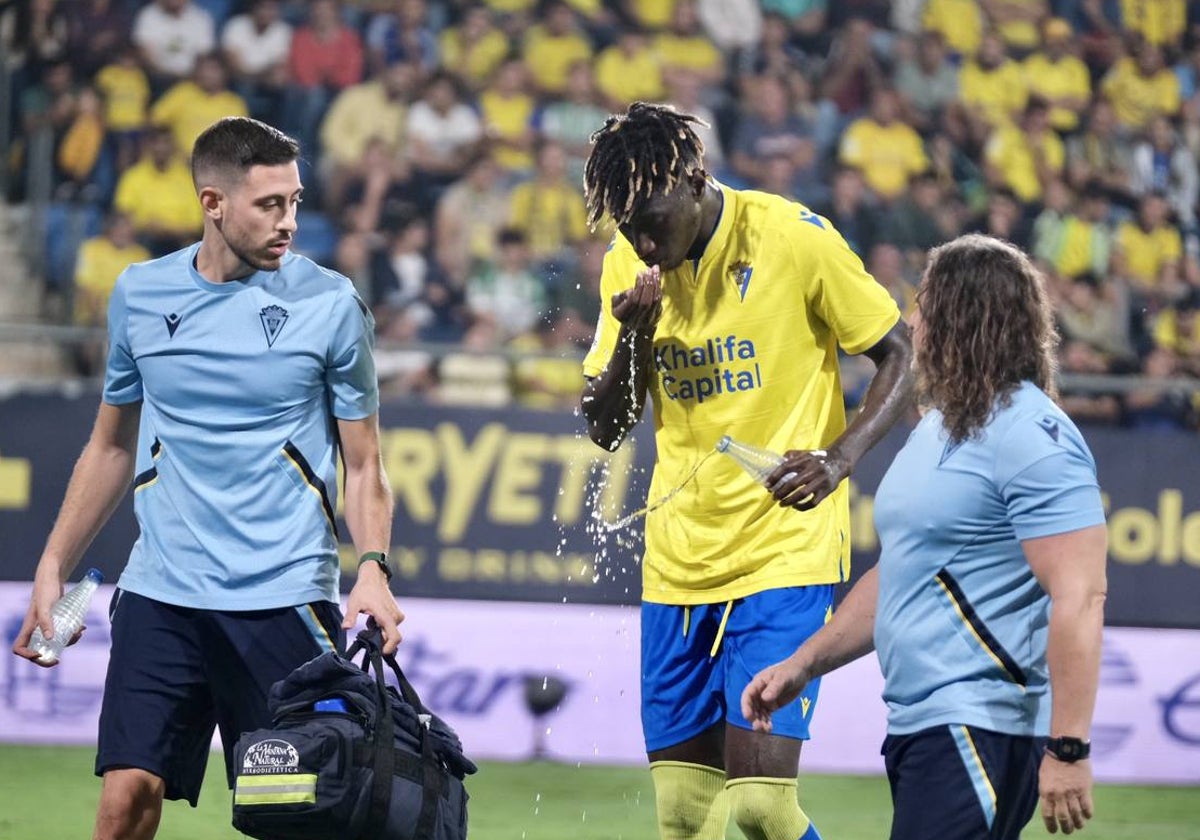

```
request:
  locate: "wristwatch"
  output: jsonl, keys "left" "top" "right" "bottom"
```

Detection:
{"left": 1045, "top": 736, "right": 1091, "bottom": 763}
{"left": 358, "top": 551, "right": 394, "bottom": 582}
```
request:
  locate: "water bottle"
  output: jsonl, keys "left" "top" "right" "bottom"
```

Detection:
{"left": 28, "top": 568, "right": 103, "bottom": 665}
{"left": 715, "top": 435, "right": 785, "bottom": 486}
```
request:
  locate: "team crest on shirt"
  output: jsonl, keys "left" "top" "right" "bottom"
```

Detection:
{"left": 260, "top": 304, "right": 289, "bottom": 348}
{"left": 728, "top": 261, "right": 753, "bottom": 302}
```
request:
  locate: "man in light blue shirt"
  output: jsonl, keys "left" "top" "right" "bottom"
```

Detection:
{"left": 743, "top": 235, "right": 1108, "bottom": 839}
{"left": 12, "top": 117, "right": 403, "bottom": 840}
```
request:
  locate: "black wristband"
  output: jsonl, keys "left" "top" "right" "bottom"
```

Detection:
{"left": 1045, "top": 736, "right": 1090, "bottom": 763}
{"left": 358, "top": 551, "right": 393, "bottom": 581}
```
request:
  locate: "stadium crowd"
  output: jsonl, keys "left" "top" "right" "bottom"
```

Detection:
{"left": 2, "top": 0, "right": 1199, "bottom": 427}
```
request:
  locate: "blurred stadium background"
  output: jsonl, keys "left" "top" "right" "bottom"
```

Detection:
{"left": 1, "top": 0, "right": 1199, "bottom": 837}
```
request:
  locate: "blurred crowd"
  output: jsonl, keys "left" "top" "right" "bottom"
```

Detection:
{"left": 2, "top": 0, "right": 1199, "bottom": 427}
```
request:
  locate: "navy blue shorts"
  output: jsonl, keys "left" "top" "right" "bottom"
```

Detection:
{"left": 641, "top": 586, "right": 833, "bottom": 753}
{"left": 96, "top": 589, "right": 344, "bottom": 805}
{"left": 884, "top": 724, "right": 1046, "bottom": 840}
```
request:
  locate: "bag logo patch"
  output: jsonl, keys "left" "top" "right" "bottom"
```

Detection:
{"left": 243, "top": 739, "right": 300, "bottom": 774}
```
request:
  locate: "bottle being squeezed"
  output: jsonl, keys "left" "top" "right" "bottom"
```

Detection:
{"left": 715, "top": 435, "right": 785, "bottom": 486}
{"left": 28, "top": 568, "right": 103, "bottom": 664}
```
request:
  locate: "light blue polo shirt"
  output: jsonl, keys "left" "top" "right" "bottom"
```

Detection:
{"left": 873, "top": 382, "right": 1105, "bottom": 737}
{"left": 104, "top": 244, "right": 378, "bottom": 610}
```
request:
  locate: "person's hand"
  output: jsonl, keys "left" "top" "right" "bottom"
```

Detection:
{"left": 343, "top": 563, "right": 405, "bottom": 655}
{"left": 1040, "top": 754, "right": 1094, "bottom": 835}
{"left": 766, "top": 448, "right": 849, "bottom": 510}
{"left": 741, "top": 654, "right": 812, "bottom": 734}
{"left": 612, "top": 265, "right": 663, "bottom": 334}
{"left": 11, "top": 571, "right": 72, "bottom": 668}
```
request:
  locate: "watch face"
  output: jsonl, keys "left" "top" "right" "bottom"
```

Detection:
{"left": 1049, "top": 737, "right": 1090, "bottom": 762}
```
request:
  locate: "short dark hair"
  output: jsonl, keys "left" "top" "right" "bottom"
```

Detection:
{"left": 916, "top": 234, "right": 1059, "bottom": 442}
{"left": 191, "top": 117, "right": 300, "bottom": 188}
{"left": 583, "top": 102, "right": 707, "bottom": 229}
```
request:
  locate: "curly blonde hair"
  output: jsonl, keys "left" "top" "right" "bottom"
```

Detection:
{"left": 916, "top": 234, "right": 1059, "bottom": 442}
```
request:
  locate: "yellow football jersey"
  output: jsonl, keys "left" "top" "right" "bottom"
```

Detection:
{"left": 583, "top": 184, "right": 900, "bottom": 604}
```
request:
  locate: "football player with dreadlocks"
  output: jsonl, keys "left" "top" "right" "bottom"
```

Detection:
{"left": 581, "top": 102, "right": 915, "bottom": 840}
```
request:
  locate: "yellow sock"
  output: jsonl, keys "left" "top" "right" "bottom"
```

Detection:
{"left": 726, "top": 776, "right": 818, "bottom": 840}
{"left": 649, "top": 761, "right": 730, "bottom": 840}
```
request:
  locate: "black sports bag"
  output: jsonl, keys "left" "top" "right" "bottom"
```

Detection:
{"left": 231, "top": 624, "right": 476, "bottom": 839}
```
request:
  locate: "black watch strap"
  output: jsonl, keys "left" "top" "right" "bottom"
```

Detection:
{"left": 1045, "top": 736, "right": 1091, "bottom": 763}
{"left": 358, "top": 551, "right": 393, "bottom": 581}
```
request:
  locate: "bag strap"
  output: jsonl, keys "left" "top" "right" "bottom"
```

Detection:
{"left": 349, "top": 625, "right": 397, "bottom": 840}
{"left": 415, "top": 733, "right": 443, "bottom": 838}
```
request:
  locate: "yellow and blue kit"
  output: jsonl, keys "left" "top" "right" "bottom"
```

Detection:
{"left": 584, "top": 182, "right": 901, "bottom": 606}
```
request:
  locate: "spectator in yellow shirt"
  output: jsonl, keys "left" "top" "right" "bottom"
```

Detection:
{"left": 1033, "top": 182, "right": 1113, "bottom": 280}
{"left": 982, "top": 0, "right": 1048, "bottom": 56}
{"left": 479, "top": 57, "right": 538, "bottom": 176}
{"left": 57, "top": 87, "right": 106, "bottom": 193}
{"left": 319, "top": 61, "right": 417, "bottom": 212}
{"left": 1100, "top": 42, "right": 1181, "bottom": 131}
{"left": 955, "top": 32, "right": 1028, "bottom": 144}
{"left": 622, "top": 0, "right": 677, "bottom": 31}
{"left": 150, "top": 53, "right": 248, "bottom": 159}
{"left": 507, "top": 140, "right": 588, "bottom": 264}
{"left": 1152, "top": 293, "right": 1200, "bottom": 373}
{"left": 113, "top": 127, "right": 204, "bottom": 255}
{"left": 95, "top": 44, "right": 150, "bottom": 171}
{"left": 522, "top": 1, "right": 593, "bottom": 97}
{"left": 922, "top": 0, "right": 984, "bottom": 57}
{"left": 655, "top": 0, "right": 725, "bottom": 87}
{"left": 1113, "top": 192, "right": 1183, "bottom": 293}
{"left": 984, "top": 97, "right": 1065, "bottom": 203}
{"left": 72, "top": 211, "right": 151, "bottom": 375}
{"left": 594, "top": 28, "right": 664, "bottom": 110}
{"left": 74, "top": 212, "right": 150, "bottom": 327}
{"left": 1022, "top": 18, "right": 1091, "bottom": 132}
{"left": 439, "top": 6, "right": 510, "bottom": 91}
{"left": 838, "top": 89, "right": 929, "bottom": 201}
{"left": 1119, "top": 0, "right": 1186, "bottom": 50}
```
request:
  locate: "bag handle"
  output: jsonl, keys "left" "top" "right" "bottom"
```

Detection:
{"left": 346, "top": 621, "right": 427, "bottom": 714}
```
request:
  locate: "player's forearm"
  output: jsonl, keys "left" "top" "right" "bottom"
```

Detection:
{"left": 581, "top": 325, "right": 655, "bottom": 451}
{"left": 40, "top": 442, "right": 136, "bottom": 583}
{"left": 1046, "top": 587, "right": 1105, "bottom": 737}
{"left": 342, "top": 461, "right": 394, "bottom": 556}
{"left": 831, "top": 325, "right": 915, "bottom": 469}
{"left": 795, "top": 566, "right": 879, "bottom": 681}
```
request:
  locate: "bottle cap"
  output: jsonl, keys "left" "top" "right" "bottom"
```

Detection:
{"left": 715, "top": 435, "right": 732, "bottom": 452}
{"left": 85, "top": 568, "right": 104, "bottom": 583}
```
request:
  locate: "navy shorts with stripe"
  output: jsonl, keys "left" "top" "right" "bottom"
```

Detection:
{"left": 884, "top": 724, "right": 1046, "bottom": 840}
{"left": 641, "top": 585, "right": 833, "bottom": 753}
{"left": 96, "top": 589, "right": 344, "bottom": 805}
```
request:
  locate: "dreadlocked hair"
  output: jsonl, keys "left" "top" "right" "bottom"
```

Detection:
{"left": 583, "top": 102, "right": 707, "bottom": 230}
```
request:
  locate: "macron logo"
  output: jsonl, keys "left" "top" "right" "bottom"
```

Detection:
{"left": 1037, "top": 416, "right": 1060, "bottom": 442}
{"left": 164, "top": 313, "right": 182, "bottom": 338}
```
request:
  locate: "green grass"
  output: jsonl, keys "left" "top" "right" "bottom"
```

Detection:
{"left": 0, "top": 745, "right": 1196, "bottom": 839}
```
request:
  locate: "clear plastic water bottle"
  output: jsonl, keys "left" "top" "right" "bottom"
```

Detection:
{"left": 29, "top": 568, "right": 103, "bottom": 665}
{"left": 715, "top": 435, "right": 786, "bottom": 486}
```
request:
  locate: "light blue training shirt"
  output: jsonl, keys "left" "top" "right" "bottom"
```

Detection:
{"left": 103, "top": 243, "right": 378, "bottom": 610}
{"left": 873, "top": 382, "right": 1105, "bottom": 737}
